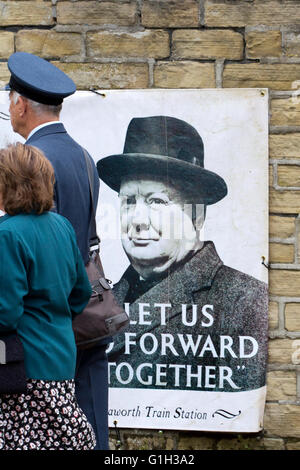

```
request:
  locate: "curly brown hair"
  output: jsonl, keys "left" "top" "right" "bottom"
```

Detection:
{"left": 0, "top": 143, "right": 55, "bottom": 215}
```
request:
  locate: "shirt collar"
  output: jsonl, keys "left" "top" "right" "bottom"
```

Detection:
{"left": 26, "top": 121, "right": 61, "bottom": 141}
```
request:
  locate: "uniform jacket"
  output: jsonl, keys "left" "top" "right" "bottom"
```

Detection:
{"left": 109, "top": 242, "right": 268, "bottom": 392}
{"left": 0, "top": 212, "right": 91, "bottom": 380}
{"left": 26, "top": 121, "right": 109, "bottom": 450}
{"left": 26, "top": 123, "right": 99, "bottom": 265}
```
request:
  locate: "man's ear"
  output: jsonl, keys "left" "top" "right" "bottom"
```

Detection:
{"left": 17, "top": 95, "right": 28, "bottom": 117}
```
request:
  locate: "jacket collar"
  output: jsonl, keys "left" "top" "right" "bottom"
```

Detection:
{"left": 0, "top": 214, "right": 10, "bottom": 225}
{"left": 26, "top": 122, "right": 67, "bottom": 143}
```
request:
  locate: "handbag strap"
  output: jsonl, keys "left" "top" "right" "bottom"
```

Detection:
{"left": 82, "top": 148, "right": 100, "bottom": 249}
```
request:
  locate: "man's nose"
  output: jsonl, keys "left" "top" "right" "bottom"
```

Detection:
{"left": 131, "top": 200, "right": 150, "bottom": 230}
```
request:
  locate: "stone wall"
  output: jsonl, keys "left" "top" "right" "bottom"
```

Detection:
{"left": 1, "top": 0, "right": 300, "bottom": 451}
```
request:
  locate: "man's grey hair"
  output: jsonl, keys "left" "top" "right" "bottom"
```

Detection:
{"left": 11, "top": 90, "right": 62, "bottom": 117}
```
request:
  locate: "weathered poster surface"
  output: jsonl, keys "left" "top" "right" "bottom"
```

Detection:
{"left": 0, "top": 89, "right": 269, "bottom": 432}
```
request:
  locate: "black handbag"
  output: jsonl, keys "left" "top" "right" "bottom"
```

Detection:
{"left": 0, "top": 332, "right": 27, "bottom": 395}
{"left": 72, "top": 150, "right": 129, "bottom": 350}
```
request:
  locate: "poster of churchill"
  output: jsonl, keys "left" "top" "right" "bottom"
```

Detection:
{"left": 0, "top": 88, "right": 268, "bottom": 433}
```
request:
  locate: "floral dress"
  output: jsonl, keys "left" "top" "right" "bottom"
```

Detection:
{"left": 0, "top": 379, "right": 96, "bottom": 450}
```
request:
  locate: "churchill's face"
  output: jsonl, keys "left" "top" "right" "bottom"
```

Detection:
{"left": 119, "top": 176, "right": 204, "bottom": 279}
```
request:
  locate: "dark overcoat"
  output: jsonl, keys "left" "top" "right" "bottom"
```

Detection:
{"left": 109, "top": 242, "right": 268, "bottom": 392}
{"left": 26, "top": 122, "right": 109, "bottom": 450}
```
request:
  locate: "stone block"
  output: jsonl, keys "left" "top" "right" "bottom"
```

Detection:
{"left": 177, "top": 436, "right": 215, "bottom": 450}
{"left": 125, "top": 434, "right": 166, "bottom": 450}
{"left": 86, "top": 30, "right": 170, "bottom": 59}
{"left": 16, "top": 30, "right": 82, "bottom": 58}
{"left": 223, "top": 64, "right": 300, "bottom": 91}
{"left": 269, "top": 188, "right": 300, "bottom": 214}
{"left": 53, "top": 62, "right": 149, "bottom": 89}
{"left": 269, "top": 134, "right": 300, "bottom": 159}
{"left": 269, "top": 243, "right": 294, "bottom": 264}
{"left": 266, "top": 371, "right": 297, "bottom": 400}
{"left": 285, "top": 32, "right": 300, "bottom": 58}
{"left": 57, "top": 1, "right": 136, "bottom": 26}
{"left": 268, "top": 338, "right": 294, "bottom": 364}
{"left": 141, "top": 0, "right": 199, "bottom": 28}
{"left": 297, "top": 230, "right": 300, "bottom": 263}
{"left": 264, "top": 403, "right": 300, "bottom": 438}
{"left": 286, "top": 441, "right": 300, "bottom": 450}
{"left": 278, "top": 165, "right": 300, "bottom": 187}
{"left": 0, "top": 62, "right": 10, "bottom": 88}
{"left": 154, "top": 61, "right": 215, "bottom": 88}
{"left": 0, "top": 1, "right": 53, "bottom": 26}
{"left": 271, "top": 98, "right": 300, "bottom": 127}
{"left": 269, "top": 269, "right": 300, "bottom": 296}
{"left": 216, "top": 436, "right": 263, "bottom": 450}
{"left": 172, "top": 29, "right": 243, "bottom": 60}
{"left": 269, "top": 215, "right": 295, "bottom": 239}
{"left": 205, "top": 0, "right": 300, "bottom": 27}
{"left": 261, "top": 438, "right": 285, "bottom": 450}
{"left": 0, "top": 32, "right": 14, "bottom": 59}
{"left": 269, "top": 164, "right": 273, "bottom": 187}
{"left": 268, "top": 301, "right": 278, "bottom": 330}
{"left": 285, "top": 303, "right": 300, "bottom": 331}
{"left": 166, "top": 437, "right": 175, "bottom": 450}
{"left": 246, "top": 31, "right": 282, "bottom": 59}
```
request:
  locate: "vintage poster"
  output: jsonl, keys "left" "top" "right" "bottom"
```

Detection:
{"left": 0, "top": 89, "right": 269, "bottom": 432}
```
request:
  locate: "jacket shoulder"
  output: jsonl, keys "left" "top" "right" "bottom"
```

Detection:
{"left": 216, "top": 264, "right": 267, "bottom": 293}
{"left": 211, "top": 264, "right": 268, "bottom": 321}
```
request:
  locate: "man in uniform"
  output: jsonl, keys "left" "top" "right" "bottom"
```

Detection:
{"left": 97, "top": 115, "right": 268, "bottom": 392}
{"left": 6, "top": 52, "right": 109, "bottom": 449}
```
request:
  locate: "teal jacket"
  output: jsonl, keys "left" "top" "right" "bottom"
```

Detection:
{"left": 0, "top": 212, "right": 92, "bottom": 380}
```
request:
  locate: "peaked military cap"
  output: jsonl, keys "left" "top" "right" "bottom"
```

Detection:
{"left": 6, "top": 52, "right": 76, "bottom": 105}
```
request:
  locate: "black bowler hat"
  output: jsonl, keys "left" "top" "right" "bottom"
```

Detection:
{"left": 97, "top": 116, "right": 227, "bottom": 205}
{"left": 6, "top": 52, "right": 76, "bottom": 105}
